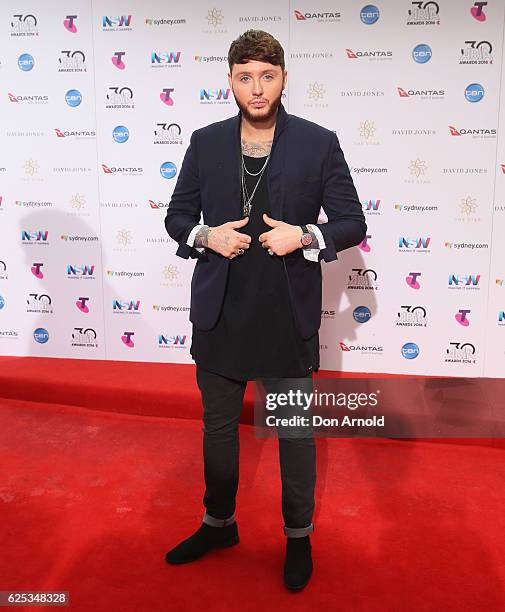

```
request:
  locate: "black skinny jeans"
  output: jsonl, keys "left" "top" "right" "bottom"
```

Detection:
{"left": 196, "top": 365, "right": 316, "bottom": 536}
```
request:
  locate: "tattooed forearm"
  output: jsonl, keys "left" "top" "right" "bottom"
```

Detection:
{"left": 241, "top": 139, "right": 272, "bottom": 157}
{"left": 194, "top": 226, "right": 209, "bottom": 248}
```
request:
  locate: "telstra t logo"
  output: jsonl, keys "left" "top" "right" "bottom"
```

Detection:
{"left": 471, "top": 2, "right": 487, "bottom": 21}
{"left": 160, "top": 88, "right": 175, "bottom": 106}
{"left": 31, "top": 262, "right": 44, "bottom": 279}
{"left": 455, "top": 309, "right": 471, "bottom": 326}
{"left": 358, "top": 235, "right": 372, "bottom": 253}
{"left": 76, "top": 297, "right": 90, "bottom": 313}
{"left": 64, "top": 15, "right": 78, "bottom": 32}
{"left": 406, "top": 271, "right": 422, "bottom": 289}
{"left": 112, "top": 51, "right": 126, "bottom": 69}
{"left": 121, "top": 331, "right": 135, "bottom": 347}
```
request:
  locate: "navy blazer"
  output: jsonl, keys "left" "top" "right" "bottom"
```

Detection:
{"left": 164, "top": 102, "right": 367, "bottom": 339}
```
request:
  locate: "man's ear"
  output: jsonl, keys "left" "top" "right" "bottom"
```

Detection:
{"left": 227, "top": 72, "right": 232, "bottom": 89}
{"left": 283, "top": 70, "right": 288, "bottom": 90}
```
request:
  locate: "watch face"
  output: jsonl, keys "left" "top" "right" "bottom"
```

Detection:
{"left": 301, "top": 233, "right": 313, "bottom": 246}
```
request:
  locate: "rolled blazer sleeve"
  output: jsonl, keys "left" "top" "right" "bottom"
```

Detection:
{"left": 164, "top": 130, "right": 206, "bottom": 260}
{"left": 315, "top": 133, "right": 367, "bottom": 263}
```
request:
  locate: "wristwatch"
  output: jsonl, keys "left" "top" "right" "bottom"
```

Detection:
{"left": 300, "top": 225, "right": 314, "bottom": 247}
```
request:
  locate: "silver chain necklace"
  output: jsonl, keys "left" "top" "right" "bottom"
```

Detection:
{"left": 241, "top": 153, "right": 270, "bottom": 216}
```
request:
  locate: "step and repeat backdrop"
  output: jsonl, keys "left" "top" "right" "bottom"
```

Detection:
{"left": 0, "top": 0, "right": 504, "bottom": 376}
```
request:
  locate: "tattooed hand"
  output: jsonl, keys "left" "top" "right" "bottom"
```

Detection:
{"left": 207, "top": 217, "right": 251, "bottom": 259}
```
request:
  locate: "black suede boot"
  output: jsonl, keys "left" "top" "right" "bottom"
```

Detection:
{"left": 283, "top": 535, "right": 313, "bottom": 590}
{"left": 165, "top": 521, "right": 239, "bottom": 564}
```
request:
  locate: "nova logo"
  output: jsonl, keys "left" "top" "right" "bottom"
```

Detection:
{"left": 358, "top": 235, "right": 372, "bottom": 252}
{"left": 448, "top": 274, "right": 480, "bottom": 287}
{"left": 112, "top": 51, "right": 126, "bottom": 69}
{"left": 498, "top": 311, "right": 505, "bottom": 324}
{"left": 455, "top": 308, "right": 471, "bottom": 326}
{"left": 470, "top": 2, "right": 487, "bottom": 21}
{"left": 199, "top": 88, "right": 231, "bottom": 101}
{"left": 121, "top": 331, "right": 135, "bottom": 348}
{"left": 22, "top": 230, "right": 48, "bottom": 242}
{"left": 67, "top": 264, "right": 95, "bottom": 276}
{"left": 63, "top": 15, "right": 78, "bottom": 32}
{"left": 113, "top": 299, "right": 141, "bottom": 312}
{"left": 31, "top": 262, "right": 44, "bottom": 278}
{"left": 362, "top": 199, "right": 380, "bottom": 213}
{"left": 500, "top": 164, "right": 505, "bottom": 174}
{"left": 76, "top": 297, "right": 90, "bottom": 313}
{"left": 158, "top": 334, "right": 187, "bottom": 347}
{"left": 405, "top": 271, "right": 422, "bottom": 289}
{"left": 102, "top": 15, "right": 132, "bottom": 28}
{"left": 160, "top": 88, "right": 175, "bottom": 106}
{"left": 151, "top": 51, "right": 181, "bottom": 65}
{"left": 399, "top": 237, "right": 431, "bottom": 249}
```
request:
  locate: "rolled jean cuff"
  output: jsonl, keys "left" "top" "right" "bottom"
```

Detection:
{"left": 203, "top": 511, "right": 236, "bottom": 527}
{"left": 283, "top": 523, "right": 314, "bottom": 538}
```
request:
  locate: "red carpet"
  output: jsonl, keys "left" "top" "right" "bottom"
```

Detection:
{"left": 1, "top": 357, "right": 505, "bottom": 610}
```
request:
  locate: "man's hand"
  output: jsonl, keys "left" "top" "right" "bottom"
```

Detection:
{"left": 258, "top": 214, "right": 303, "bottom": 256}
{"left": 208, "top": 217, "right": 251, "bottom": 259}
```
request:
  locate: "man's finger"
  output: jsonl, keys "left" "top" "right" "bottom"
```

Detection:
{"left": 263, "top": 213, "right": 282, "bottom": 227}
{"left": 228, "top": 216, "right": 249, "bottom": 228}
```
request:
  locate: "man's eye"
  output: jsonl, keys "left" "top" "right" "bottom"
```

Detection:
{"left": 264, "top": 74, "right": 273, "bottom": 80}
{"left": 240, "top": 76, "right": 250, "bottom": 82}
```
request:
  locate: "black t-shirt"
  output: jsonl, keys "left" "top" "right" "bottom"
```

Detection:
{"left": 190, "top": 154, "right": 320, "bottom": 381}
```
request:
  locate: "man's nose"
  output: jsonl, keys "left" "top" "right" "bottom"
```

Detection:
{"left": 252, "top": 78, "right": 264, "bottom": 95}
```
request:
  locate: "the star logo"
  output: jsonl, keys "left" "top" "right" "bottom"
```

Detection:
{"left": 459, "top": 196, "right": 478, "bottom": 216}
{"left": 409, "top": 158, "right": 427, "bottom": 178}
{"left": 307, "top": 82, "right": 325, "bottom": 101}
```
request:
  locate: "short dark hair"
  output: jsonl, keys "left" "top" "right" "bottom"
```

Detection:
{"left": 228, "top": 29, "right": 285, "bottom": 73}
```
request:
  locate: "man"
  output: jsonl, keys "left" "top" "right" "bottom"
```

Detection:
{"left": 164, "top": 29, "right": 366, "bottom": 590}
